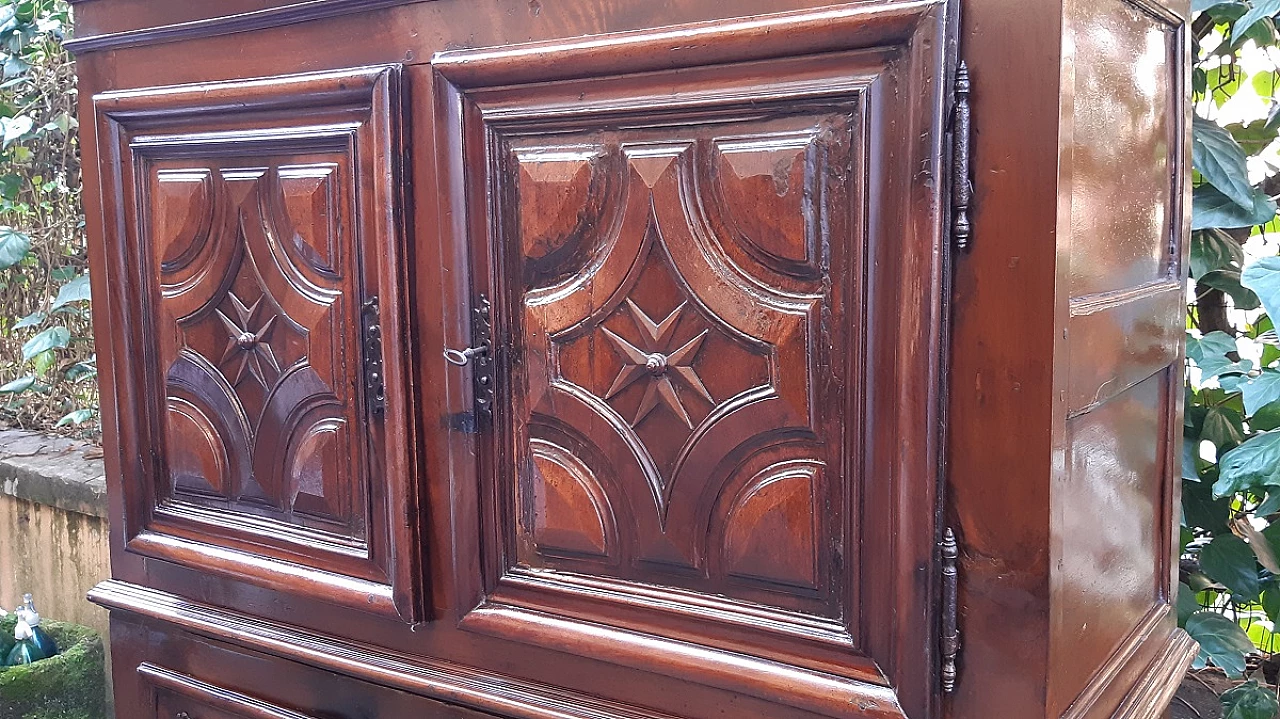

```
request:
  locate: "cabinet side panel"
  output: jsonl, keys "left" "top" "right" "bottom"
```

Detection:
{"left": 1053, "top": 0, "right": 1190, "bottom": 715}
{"left": 1065, "top": 0, "right": 1178, "bottom": 298}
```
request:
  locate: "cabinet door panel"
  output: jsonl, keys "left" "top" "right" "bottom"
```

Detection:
{"left": 499, "top": 112, "right": 853, "bottom": 620}
{"left": 434, "top": 4, "right": 954, "bottom": 717}
{"left": 94, "top": 66, "right": 420, "bottom": 620}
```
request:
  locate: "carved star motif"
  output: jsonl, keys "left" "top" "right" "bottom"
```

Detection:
{"left": 602, "top": 299, "right": 713, "bottom": 429}
{"left": 216, "top": 292, "right": 280, "bottom": 389}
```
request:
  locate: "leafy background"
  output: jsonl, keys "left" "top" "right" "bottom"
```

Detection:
{"left": 0, "top": 0, "right": 93, "bottom": 436}
{"left": 1180, "top": 0, "right": 1280, "bottom": 716}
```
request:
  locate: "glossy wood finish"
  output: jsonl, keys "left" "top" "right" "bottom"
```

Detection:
{"left": 92, "top": 65, "right": 420, "bottom": 620}
{"left": 72, "top": 0, "right": 1193, "bottom": 717}
{"left": 949, "top": 0, "right": 1196, "bottom": 716}
{"left": 433, "top": 8, "right": 951, "bottom": 715}
{"left": 1053, "top": 0, "right": 1192, "bottom": 714}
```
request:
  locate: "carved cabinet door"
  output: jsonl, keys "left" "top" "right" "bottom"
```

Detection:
{"left": 93, "top": 66, "right": 421, "bottom": 620}
{"left": 434, "top": 4, "right": 956, "bottom": 718}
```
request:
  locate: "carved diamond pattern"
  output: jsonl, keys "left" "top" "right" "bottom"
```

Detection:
{"left": 602, "top": 299, "right": 712, "bottom": 429}
{"left": 215, "top": 291, "right": 281, "bottom": 390}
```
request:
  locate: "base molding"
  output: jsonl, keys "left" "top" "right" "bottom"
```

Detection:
{"left": 1062, "top": 607, "right": 1198, "bottom": 719}
{"left": 88, "top": 580, "right": 680, "bottom": 719}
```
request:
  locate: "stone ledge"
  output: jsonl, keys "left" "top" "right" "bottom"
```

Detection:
{"left": 0, "top": 429, "right": 106, "bottom": 519}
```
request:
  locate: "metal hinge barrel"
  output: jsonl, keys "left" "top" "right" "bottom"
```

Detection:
{"left": 941, "top": 527, "right": 960, "bottom": 694}
{"left": 362, "top": 297, "right": 386, "bottom": 416}
{"left": 951, "top": 62, "right": 973, "bottom": 252}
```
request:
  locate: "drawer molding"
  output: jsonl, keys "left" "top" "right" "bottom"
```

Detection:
{"left": 139, "top": 662, "right": 316, "bottom": 719}
{"left": 92, "top": 580, "right": 684, "bottom": 719}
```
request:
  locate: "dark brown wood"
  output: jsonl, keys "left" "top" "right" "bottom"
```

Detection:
{"left": 71, "top": 0, "right": 1194, "bottom": 717}
{"left": 91, "top": 64, "right": 422, "bottom": 621}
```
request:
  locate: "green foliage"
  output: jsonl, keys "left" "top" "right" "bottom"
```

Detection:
{"left": 1197, "top": 114, "right": 1260, "bottom": 208}
{"left": 1189, "top": 611, "right": 1258, "bottom": 677}
{"left": 1225, "top": 680, "right": 1280, "bottom": 719}
{"left": 0, "top": 0, "right": 95, "bottom": 434}
{"left": 1186, "top": 1, "right": 1280, "bottom": 713}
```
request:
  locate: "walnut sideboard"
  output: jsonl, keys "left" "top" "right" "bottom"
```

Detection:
{"left": 68, "top": 0, "right": 1196, "bottom": 717}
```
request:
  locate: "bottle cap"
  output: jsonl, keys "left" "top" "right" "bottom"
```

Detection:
{"left": 17, "top": 593, "right": 39, "bottom": 627}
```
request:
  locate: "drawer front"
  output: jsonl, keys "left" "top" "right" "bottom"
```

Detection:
{"left": 143, "top": 663, "right": 318, "bottom": 719}
{"left": 106, "top": 611, "right": 517, "bottom": 719}
{"left": 92, "top": 66, "right": 420, "bottom": 620}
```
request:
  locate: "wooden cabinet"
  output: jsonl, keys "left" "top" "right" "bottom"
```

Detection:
{"left": 72, "top": 0, "right": 1195, "bottom": 717}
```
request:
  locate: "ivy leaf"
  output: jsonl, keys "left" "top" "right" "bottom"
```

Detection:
{"left": 1192, "top": 229, "right": 1246, "bottom": 278}
{"left": 1202, "top": 269, "right": 1263, "bottom": 310}
{"left": 1266, "top": 589, "right": 1280, "bottom": 624}
{"left": 0, "top": 375, "right": 35, "bottom": 394}
{"left": 1188, "top": 331, "right": 1243, "bottom": 380}
{"left": 1185, "top": 478, "right": 1233, "bottom": 533}
{"left": 1222, "top": 679, "right": 1280, "bottom": 719}
{"left": 1178, "top": 582, "right": 1202, "bottom": 627}
{"left": 1209, "top": 64, "right": 1248, "bottom": 107}
{"left": 1187, "top": 611, "right": 1255, "bottom": 677}
{"left": 1196, "top": 0, "right": 1237, "bottom": 9}
{"left": 2, "top": 113, "right": 31, "bottom": 146}
{"left": 1200, "top": 535, "right": 1263, "bottom": 601}
{"left": 1203, "top": 405, "right": 1246, "bottom": 449}
{"left": 1259, "top": 491, "right": 1280, "bottom": 516}
{"left": 1195, "top": 115, "right": 1256, "bottom": 208}
{"left": 54, "top": 408, "right": 92, "bottom": 427}
{"left": 1233, "top": 0, "right": 1280, "bottom": 44}
{"left": 2, "top": 54, "right": 26, "bottom": 81}
{"left": 20, "top": 325, "right": 68, "bottom": 362}
{"left": 1243, "top": 255, "right": 1280, "bottom": 324}
{"left": 63, "top": 359, "right": 95, "bottom": 382}
{"left": 49, "top": 273, "right": 89, "bottom": 311}
{"left": 0, "top": 226, "right": 30, "bottom": 269}
{"left": 1216, "top": 431, "right": 1280, "bottom": 496}
{"left": 1193, "top": 184, "right": 1278, "bottom": 230}
{"left": 10, "top": 310, "right": 42, "bottom": 330}
{"left": 1242, "top": 368, "right": 1280, "bottom": 415}
{"left": 1185, "top": 439, "right": 1202, "bottom": 480}
{"left": 1229, "top": 119, "right": 1280, "bottom": 155}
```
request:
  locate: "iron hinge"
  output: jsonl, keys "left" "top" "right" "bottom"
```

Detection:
{"left": 941, "top": 527, "right": 961, "bottom": 694}
{"left": 443, "top": 294, "right": 494, "bottom": 420}
{"left": 951, "top": 61, "right": 973, "bottom": 253}
{"left": 362, "top": 296, "right": 386, "bottom": 416}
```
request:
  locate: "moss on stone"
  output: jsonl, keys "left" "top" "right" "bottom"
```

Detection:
{"left": 0, "top": 616, "right": 107, "bottom": 719}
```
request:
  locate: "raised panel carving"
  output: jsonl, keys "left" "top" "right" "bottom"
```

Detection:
{"left": 718, "top": 460, "right": 822, "bottom": 592}
{"left": 435, "top": 6, "right": 952, "bottom": 714}
{"left": 514, "top": 134, "right": 840, "bottom": 608}
{"left": 96, "top": 65, "right": 419, "bottom": 619}
{"left": 524, "top": 438, "right": 618, "bottom": 561}
{"left": 154, "top": 160, "right": 358, "bottom": 535}
{"left": 710, "top": 133, "right": 822, "bottom": 275}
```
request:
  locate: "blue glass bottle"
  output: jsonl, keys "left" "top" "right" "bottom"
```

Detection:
{"left": 15, "top": 594, "right": 56, "bottom": 659}
{"left": 6, "top": 620, "right": 46, "bottom": 666}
